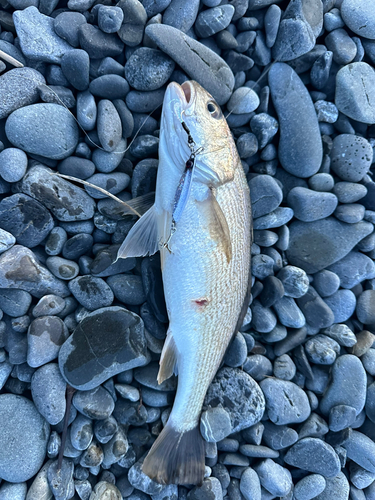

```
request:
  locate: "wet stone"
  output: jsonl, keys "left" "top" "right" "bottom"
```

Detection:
{"left": 128, "top": 457, "right": 166, "bottom": 495}
{"left": 32, "top": 295, "right": 65, "bottom": 317}
{"left": 186, "top": 477, "right": 222, "bottom": 500}
{"left": 94, "top": 416, "right": 118, "bottom": 444}
{"left": 0, "top": 245, "right": 69, "bottom": 298}
{"left": 31, "top": 363, "right": 66, "bottom": 425}
{"left": 59, "top": 306, "right": 149, "bottom": 391}
{"left": 286, "top": 218, "right": 373, "bottom": 273}
{"left": 204, "top": 367, "right": 265, "bottom": 433}
{"left": 0, "top": 394, "right": 50, "bottom": 482}
{"left": 18, "top": 165, "right": 95, "bottom": 221}
{"left": 62, "top": 234, "right": 93, "bottom": 260}
{"left": 0, "top": 193, "right": 54, "bottom": 248}
{"left": 320, "top": 355, "right": 366, "bottom": 417}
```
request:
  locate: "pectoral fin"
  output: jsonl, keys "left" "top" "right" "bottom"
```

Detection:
{"left": 199, "top": 190, "right": 232, "bottom": 263}
{"left": 158, "top": 332, "right": 178, "bottom": 384}
{"left": 112, "top": 192, "right": 156, "bottom": 218}
{"left": 116, "top": 205, "right": 159, "bottom": 260}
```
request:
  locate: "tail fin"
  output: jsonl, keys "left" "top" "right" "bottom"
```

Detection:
{"left": 142, "top": 422, "right": 205, "bottom": 485}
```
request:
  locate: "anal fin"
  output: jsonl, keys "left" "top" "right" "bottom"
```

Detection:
{"left": 158, "top": 332, "right": 178, "bottom": 384}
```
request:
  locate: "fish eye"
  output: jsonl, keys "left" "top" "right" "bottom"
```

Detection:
{"left": 207, "top": 101, "right": 222, "bottom": 119}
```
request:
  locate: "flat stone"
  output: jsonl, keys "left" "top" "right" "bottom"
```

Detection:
{"left": 260, "top": 378, "right": 310, "bottom": 425}
{"left": 335, "top": 63, "right": 375, "bottom": 124}
{"left": 320, "top": 355, "right": 366, "bottom": 416}
{"left": 285, "top": 438, "right": 340, "bottom": 478}
{"left": 203, "top": 367, "right": 265, "bottom": 433}
{"left": 342, "top": 431, "right": 375, "bottom": 473}
{"left": 287, "top": 187, "right": 337, "bottom": 222}
{"left": 286, "top": 218, "right": 373, "bottom": 273}
{"left": 0, "top": 68, "right": 46, "bottom": 120}
{"left": 59, "top": 306, "right": 149, "bottom": 391}
{"left": 13, "top": 6, "right": 72, "bottom": 63}
{"left": 145, "top": 24, "right": 234, "bottom": 105}
{"left": 6, "top": 104, "right": 79, "bottom": 160}
{"left": 18, "top": 165, "right": 95, "bottom": 221}
{"left": 0, "top": 245, "right": 69, "bottom": 298}
{"left": 0, "top": 394, "right": 50, "bottom": 482}
{"left": 269, "top": 63, "right": 322, "bottom": 178}
{"left": 78, "top": 24, "right": 124, "bottom": 58}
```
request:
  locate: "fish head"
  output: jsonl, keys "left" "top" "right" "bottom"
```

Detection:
{"left": 161, "top": 80, "right": 239, "bottom": 187}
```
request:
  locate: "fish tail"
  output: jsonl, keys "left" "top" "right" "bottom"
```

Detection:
{"left": 142, "top": 421, "right": 205, "bottom": 485}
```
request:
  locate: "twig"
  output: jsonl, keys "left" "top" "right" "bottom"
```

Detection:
{"left": 0, "top": 49, "right": 24, "bottom": 68}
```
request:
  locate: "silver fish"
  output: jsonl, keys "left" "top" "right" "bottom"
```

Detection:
{"left": 117, "top": 80, "right": 252, "bottom": 485}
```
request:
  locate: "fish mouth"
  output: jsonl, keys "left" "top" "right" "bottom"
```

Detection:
{"left": 166, "top": 81, "right": 195, "bottom": 111}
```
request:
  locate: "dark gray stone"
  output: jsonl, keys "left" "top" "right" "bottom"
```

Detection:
{"left": 296, "top": 286, "right": 335, "bottom": 329}
{"left": 325, "top": 28, "right": 357, "bottom": 65}
{"left": 287, "top": 187, "right": 337, "bottom": 222}
{"left": 324, "top": 289, "right": 356, "bottom": 323}
{"left": 0, "top": 394, "right": 50, "bottom": 482}
{"left": 89, "top": 75, "right": 129, "bottom": 100}
{"left": 249, "top": 175, "right": 283, "bottom": 219}
{"left": 195, "top": 5, "right": 234, "bottom": 38}
{"left": 145, "top": 24, "right": 234, "bottom": 105}
{"left": 116, "top": 0, "right": 147, "bottom": 47}
{"left": 125, "top": 48, "right": 175, "bottom": 91}
{"left": 78, "top": 24, "right": 124, "bottom": 58}
{"left": 59, "top": 306, "right": 149, "bottom": 391}
{"left": 61, "top": 49, "right": 89, "bottom": 91}
{"left": 356, "top": 290, "right": 375, "bottom": 325}
{"left": 272, "top": 296, "right": 306, "bottom": 329}
{"left": 286, "top": 218, "right": 373, "bottom": 273}
{"left": 269, "top": 63, "right": 322, "bottom": 177}
{"left": 54, "top": 11, "right": 87, "bottom": 48}
{"left": 0, "top": 193, "right": 54, "bottom": 248}
{"left": 285, "top": 438, "right": 340, "bottom": 478}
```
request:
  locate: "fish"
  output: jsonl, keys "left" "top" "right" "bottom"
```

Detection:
{"left": 117, "top": 80, "right": 252, "bottom": 485}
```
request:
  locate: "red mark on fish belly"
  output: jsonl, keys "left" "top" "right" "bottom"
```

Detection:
{"left": 193, "top": 298, "right": 209, "bottom": 308}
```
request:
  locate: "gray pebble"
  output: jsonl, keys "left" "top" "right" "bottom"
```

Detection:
{"left": 73, "top": 386, "right": 115, "bottom": 420}
{"left": 273, "top": 296, "right": 306, "bottom": 329}
{"left": 89, "top": 482, "right": 122, "bottom": 500}
{"left": 305, "top": 334, "right": 340, "bottom": 365}
{"left": 328, "top": 251, "right": 375, "bottom": 289}
{"left": 249, "top": 174, "right": 283, "bottom": 218}
{"left": 46, "top": 256, "right": 80, "bottom": 280}
{"left": 260, "top": 378, "right": 310, "bottom": 425}
{"left": 277, "top": 266, "right": 309, "bottom": 298}
{"left": 341, "top": 0, "right": 375, "bottom": 39}
{"left": 308, "top": 173, "right": 334, "bottom": 192}
{"left": 314, "top": 100, "right": 338, "bottom": 123}
{"left": 77, "top": 91, "right": 97, "bottom": 131}
{"left": 325, "top": 28, "right": 357, "bottom": 64}
{"left": 356, "top": 290, "right": 375, "bottom": 324}
{"left": 97, "top": 100, "right": 122, "bottom": 153}
{"left": 320, "top": 354, "right": 366, "bottom": 416}
{"left": 251, "top": 299, "right": 277, "bottom": 332}
{"left": 6, "top": 104, "right": 79, "bottom": 160}
{"left": 330, "top": 134, "right": 373, "bottom": 182}
{"left": 324, "top": 289, "right": 356, "bottom": 323}
{"left": 297, "top": 286, "right": 335, "bottom": 329}
{"left": 262, "top": 421, "right": 299, "bottom": 451}
{"left": 329, "top": 404, "right": 357, "bottom": 432}
{"left": 294, "top": 474, "right": 326, "bottom": 500}
{"left": 14, "top": 6, "right": 72, "bottom": 63}
{"left": 0, "top": 148, "right": 27, "bottom": 183}
{"left": 53, "top": 11, "right": 87, "bottom": 48}
{"left": 145, "top": 24, "right": 234, "bottom": 105}
{"left": 195, "top": 5, "right": 235, "bottom": 38}
{"left": 0, "top": 228, "right": 15, "bottom": 255}
{"left": 243, "top": 354, "right": 273, "bottom": 381}
{"left": 200, "top": 407, "right": 232, "bottom": 443}
{"left": 285, "top": 438, "right": 340, "bottom": 478}
{"left": 342, "top": 430, "right": 375, "bottom": 473}
{"left": 250, "top": 113, "right": 278, "bottom": 148}
{"left": 70, "top": 414, "right": 93, "bottom": 451}
{"left": 125, "top": 48, "right": 175, "bottom": 91}
{"left": 224, "top": 332, "right": 247, "bottom": 367}
{"left": 286, "top": 218, "right": 373, "bottom": 273}
{"left": 254, "top": 459, "right": 292, "bottom": 497}
{"left": 313, "top": 270, "right": 340, "bottom": 298}
{"left": 79, "top": 24, "right": 124, "bottom": 58}
{"left": 68, "top": 276, "right": 114, "bottom": 311}
{"left": 47, "top": 459, "right": 74, "bottom": 500}
{"left": 269, "top": 63, "right": 322, "bottom": 177}
{"left": 0, "top": 482, "right": 27, "bottom": 500}
{"left": 334, "top": 182, "right": 368, "bottom": 204}
{"left": 227, "top": 87, "right": 259, "bottom": 114}
{"left": 287, "top": 187, "right": 337, "bottom": 222}
{"left": 273, "top": 354, "right": 296, "bottom": 380}
{"left": 335, "top": 63, "right": 375, "bottom": 124}
{"left": 107, "top": 274, "right": 146, "bottom": 306}
{"left": 33, "top": 295, "right": 65, "bottom": 317}
{"left": 61, "top": 49, "right": 89, "bottom": 91}
{"left": 162, "top": 0, "right": 199, "bottom": 33}
{"left": 0, "top": 394, "right": 50, "bottom": 482}
{"left": 98, "top": 6, "right": 124, "bottom": 33}
{"left": 314, "top": 472, "right": 349, "bottom": 500}
{"left": 31, "top": 363, "right": 66, "bottom": 425}
{"left": 323, "top": 324, "right": 357, "bottom": 347}
{"left": 239, "top": 467, "right": 261, "bottom": 500}
{"left": 116, "top": 0, "right": 147, "bottom": 47}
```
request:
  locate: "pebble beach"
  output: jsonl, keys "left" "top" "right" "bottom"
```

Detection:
{"left": 0, "top": 0, "right": 374, "bottom": 499}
